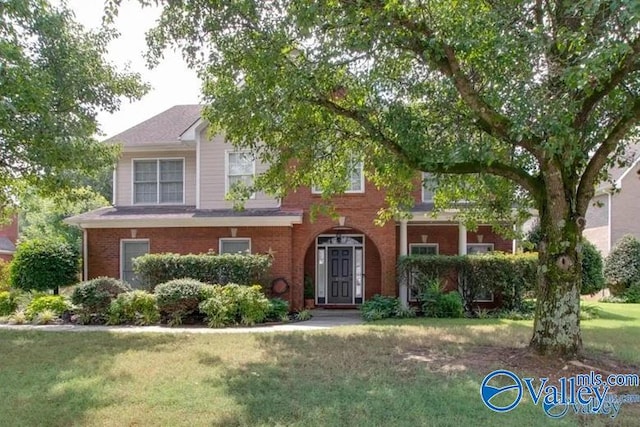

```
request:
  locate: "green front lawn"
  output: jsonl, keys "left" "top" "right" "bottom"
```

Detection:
{"left": 0, "top": 303, "right": 638, "bottom": 426}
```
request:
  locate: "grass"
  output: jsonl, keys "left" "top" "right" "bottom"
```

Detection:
{"left": 0, "top": 303, "right": 638, "bottom": 426}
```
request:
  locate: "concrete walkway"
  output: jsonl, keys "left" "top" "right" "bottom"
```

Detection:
{"left": 0, "top": 309, "right": 363, "bottom": 334}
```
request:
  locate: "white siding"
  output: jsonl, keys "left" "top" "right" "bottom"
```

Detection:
{"left": 198, "top": 131, "right": 279, "bottom": 209}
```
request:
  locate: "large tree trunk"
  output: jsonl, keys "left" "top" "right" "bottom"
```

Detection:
{"left": 530, "top": 198, "right": 584, "bottom": 357}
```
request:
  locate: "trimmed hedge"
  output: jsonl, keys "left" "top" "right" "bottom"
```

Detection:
{"left": 398, "top": 253, "right": 537, "bottom": 315}
{"left": 10, "top": 239, "right": 79, "bottom": 292}
{"left": 604, "top": 235, "right": 640, "bottom": 296}
{"left": 133, "top": 253, "right": 272, "bottom": 290}
{"left": 155, "top": 278, "right": 207, "bottom": 325}
{"left": 71, "top": 277, "right": 131, "bottom": 317}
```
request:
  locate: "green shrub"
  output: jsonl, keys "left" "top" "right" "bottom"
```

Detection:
{"left": 394, "top": 305, "right": 418, "bottom": 318}
{"left": 0, "top": 291, "right": 16, "bottom": 316}
{"left": 10, "top": 239, "right": 79, "bottom": 292}
{"left": 581, "top": 240, "right": 605, "bottom": 295}
{"left": 25, "top": 295, "right": 69, "bottom": 320}
{"left": 420, "top": 280, "right": 464, "bottom": 318}
{"left": 0, "top": 259, "right": 10, "bottom": 291}
{"left": 295, "top": 309, "right": 312, "bottom": 321}
{"left": 107, "top": 290, "right": 160, "bottom": 325}
{"left": 399, "top": 253, "right": 537, "bottom": 314}
{"left": 71, "top": 277, "right": 131, "bottom": 320}
{"left": 604, "top": 235, "right": 640, "bottom": 296}
{"left": 199, "top": 284, "right": 270, "bottom": 327}
{"left": 133, "top": 253, "right": 272, "bottom": 290}
{"left": 623, "top": 283, "right": 640, "bottom": 303}
{"left": 266, "top": 298, "right": 289, "bottom": 321}
{"left": 360, "top": 295, "right": 400, "bottom": 321}
{"left": 154, "top": 278, "right": 206, "bottom": 325}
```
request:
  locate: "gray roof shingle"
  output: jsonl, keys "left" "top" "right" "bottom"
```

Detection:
{"left": 106, "top": 105, "right": 203, "bottom": 146}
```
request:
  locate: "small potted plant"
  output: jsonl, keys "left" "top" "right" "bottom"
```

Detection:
{"left": 303, "top": 274, "right": 315, "bottom": 309}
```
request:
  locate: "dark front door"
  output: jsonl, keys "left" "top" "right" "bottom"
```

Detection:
{"left": 328, "top": 247, "right": 353, "bottom": 304}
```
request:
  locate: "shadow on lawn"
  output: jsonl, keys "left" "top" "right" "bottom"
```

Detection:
{"left": 0, "top": 331, "right": 176, "bottom": 427}
{"left": 212, "top": 327, "right": 582, "bottom": 427}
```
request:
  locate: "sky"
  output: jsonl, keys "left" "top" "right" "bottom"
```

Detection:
{"left": 66, "top": 1, "right": 202, "bottom": 138}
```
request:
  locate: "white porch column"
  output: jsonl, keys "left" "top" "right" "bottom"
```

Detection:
{"left": 458, "top": 222, "right": 467, "bottom": 255}
{"left": 399, "top": 220, "right": 409, "bottom": 307}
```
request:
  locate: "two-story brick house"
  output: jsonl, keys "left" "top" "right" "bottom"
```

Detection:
{"left": 67, "top": 105, "right": 513, "bottom": 309}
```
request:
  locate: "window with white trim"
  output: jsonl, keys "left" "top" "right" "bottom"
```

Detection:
{"left": 422, "top": 172, "right": 435, "bottom": 202}
{"left": 121, "top": 240, "right": 149, "bottom": 288}
{"left": 409, "top": 243, "right": 439, "bottom": 256}
{"left": 467, "top": 243, "right": 494, "bottom": 254}
{"left": 474, "top": 288, "right": 495, "bottom": 302}
{"left": 226, "top": 151, "right": 255, "bottom": 198}
{"left": 133, "top": 159, "right": 184, "bottom": 204}
{"left": 219, "top": 238, "right": 251, "bottom": 254}
{"left": 312, "top": 158, "right": 364, "bottom": 193}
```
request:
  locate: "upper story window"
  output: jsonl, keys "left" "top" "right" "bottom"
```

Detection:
{"left": 226, "top": 151, "right": 255, "bottom": 198}
{"left": 422, "top": 172, "right": 435, "bottom": 202}
{"left": 133, "top": 159, "right": 184, "bottom": 204}
{"left": 313, "top": 158, "right": 364, "bottom": 194}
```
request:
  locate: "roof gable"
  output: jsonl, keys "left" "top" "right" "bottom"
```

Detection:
{"left": 106, "top": 105, "right": 203, "bottom": 147}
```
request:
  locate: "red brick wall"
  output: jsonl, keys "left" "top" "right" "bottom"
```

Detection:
{"left": 400, "top": 224, "right": 513, "bottom": 255}
{"left": 87, "top": 226, "right": 294, "bottom": 297}
{"left": 284, "top": 185, "right": 397, "bottom": 309}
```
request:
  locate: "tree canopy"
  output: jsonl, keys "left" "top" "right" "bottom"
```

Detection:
{"left": 0, "top": 0, "right": 148, "bottom": 218}
{"left": 140, "top": 0, "right": 639, "bottom": 355}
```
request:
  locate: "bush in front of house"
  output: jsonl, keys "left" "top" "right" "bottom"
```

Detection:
{"left": 0, "top": 259, "right": 10, "bottom": 291}
{"left": 266, "top": 298, "right": 289, "bottom": 321}
{"left": 623, "top": 283, "right": 640, "bottom": 303}
{"left": 581, "top": 240, "right": 605, "bottom": 295}
{"left": 10, "top": 238, "right": 79, "bottom": 292}
{"left": 399, "top": 253, "right": 537, "bottom": 315}
{"left": 133, "top": 253, "right": 272, "bottom": 290}
{"left": 107, "top": 290, "right": 160, "bottom": 326}
{"left": 604, "top": 235, "right": 640, "bottom": 296}
{"left": 71, "top": 277, "right": 131, "bottom": 323}
{"left": 419, "top": 279, "right": 464, "bottom": 318}
{"left": 25, "top": 295, "right": 70, "bottom": 320}
{"left": 0, "top": 291, "right": 17, "bottom": 316}
{"left": 360, "top": 295, "right": 401, "bottom": 321}
{"left": 154, "top": 278, "right": 207, "bottom": 325}
{"left": 199, "top": 284, "right": 270, "bottom": 327}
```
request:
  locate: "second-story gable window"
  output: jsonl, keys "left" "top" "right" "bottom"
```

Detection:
{"left": 133, "top": 159, "right": 184, "bottom": 204}
{"left": 226, "top": 151, "right": 255, "bottom": 198}
{"left": 422, "top": 172, "right": 435, "bottom": 202}
{"left": 313, "top": 157, "right": 364, "bottom": 194}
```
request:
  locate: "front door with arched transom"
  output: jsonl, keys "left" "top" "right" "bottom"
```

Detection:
{"left": 316, "top": 235, "right": 364, "bottom": 305}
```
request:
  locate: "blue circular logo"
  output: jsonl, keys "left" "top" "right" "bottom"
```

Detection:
{"left": 480, "top": 369, "right": 523, "bottom": 412}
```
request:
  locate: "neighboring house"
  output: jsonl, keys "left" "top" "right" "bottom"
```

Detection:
{"left": 584, "top": 144, "right": 640, "bottom": 256}
{"left": 0, "top": 215, "right": 18, "bottom": 262}
{"left": 66, "top": 105, "right": 514, "bottom": 309}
